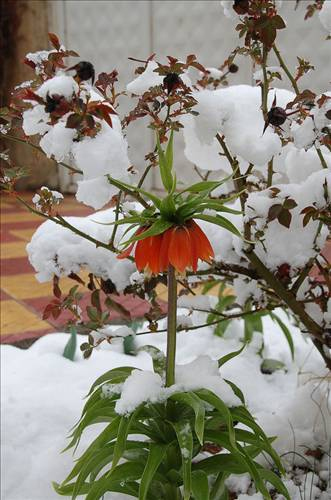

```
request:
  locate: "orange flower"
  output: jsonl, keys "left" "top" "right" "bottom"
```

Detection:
{"left": 118, "top": 220, "right": 214, "bottom": 274}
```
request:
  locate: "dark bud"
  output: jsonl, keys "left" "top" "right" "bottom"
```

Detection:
{"left": 228, "top": 63, "right": 239, "bottom": 74}
{"left": 100, "top": 278, "right": 117, "bottom": 295}
{"left": 152, "top": 99, "right": 161, "bottom": 111}
{"left": 163, "top": 72, "right": 182, "bottom": 94}
{"left": 275, "top": 263, "right": 291, "bottom": 285}
{"left": 233, "top": 0, "right": 249, "bottom": 15}
{"left": 45, "top": 93, "right": 62, "bottom": 113}
{"left": 267, "top": 106, "right": 287, "bottom": 127}
{"left": 70, "top": 61, "right": 95, "bottom": 84}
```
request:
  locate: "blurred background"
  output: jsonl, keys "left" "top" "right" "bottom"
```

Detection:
{"left": 1, "top": 0, "right": 330, "bottom": 192}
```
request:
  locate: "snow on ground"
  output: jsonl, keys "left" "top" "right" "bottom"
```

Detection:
{"left": 1, "top": 313, "right": 330, "bottom": 499}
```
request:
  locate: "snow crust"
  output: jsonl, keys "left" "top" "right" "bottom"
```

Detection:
{"left": 2, "top": 313, "right": 330, "bottom": 499}
{"left": 319, "top": 0, "right": 331, "bottom": 34}
{"left": 115, "top": 354, "right": 240, "bottom": 415}
{"left": 26, "top": 208, "right": 135, "bottom": 290}
{"left": 36, "top": 74, "right": 78, "bottom": 100}
{"left": 183, "top": 86, "right": 294, "bottom": 169}
{"left": 126, "top": 61, "right": 163, "bottom": 95}
{"left": 22, "top": 74, "right": 131, "bottom": 210}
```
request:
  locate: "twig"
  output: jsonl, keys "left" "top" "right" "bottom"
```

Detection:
{"left": 3, "top": 134, "right": 83, "bottom": 175}
{"left": 261, "top": 44, "right": 269, "bottom": 118}
{"left": 16, "top": 195, "right": 114, "bottom": 252}
{"left": 272, "top": 44, "right": 300, "bottom": 95}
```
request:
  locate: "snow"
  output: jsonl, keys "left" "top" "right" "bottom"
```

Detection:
{"left": 26, "top": 208, "right": 135, "bottom": 290}
{"left": 39, "top": 121, "right": 77, "bottom": 162}
{"left": 2, "top": 313, "right": 330, "bottom": 499}
{"left": 177, "top": 294, "right": 218, "bottom": 311}
{"left": 126, "top": 61, "right": 163, "bottom": 95}
{"left": 184, "top": 86, "right": 294, "bottom": 167}
{"left": 115, "top": 355, "right": 240, "bottom": 415}
{"left": 319, "top": 0, "right": 331, "bottom": 34}
{"left": 71, "top": 121, "right": 131, "bottom": 209}
{"left": 115, "top": 369, "right": 164, "bottom": 415}
{"left": 244, "top": 169, "right": 331, "bottom": 270}
{"left": 25, "top": 50, "right": 55, "bottom": 75}
{"left": 22, "top": 104, "right": 51, "bottom": 136}
{"left": 36, "top": 74, "right": 78, "bottom": 100}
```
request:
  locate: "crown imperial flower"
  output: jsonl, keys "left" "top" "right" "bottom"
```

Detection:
{"left": 118, "top": 219, "right": 214, "bottom": 274}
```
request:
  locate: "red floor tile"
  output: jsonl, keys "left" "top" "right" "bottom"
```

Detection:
{"left": 1, "top": 257, "right": 34, "bottom": 276}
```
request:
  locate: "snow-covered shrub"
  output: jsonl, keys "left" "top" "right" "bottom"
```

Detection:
{"left": 1, "top": 1, "right": 331, "bottom": 498}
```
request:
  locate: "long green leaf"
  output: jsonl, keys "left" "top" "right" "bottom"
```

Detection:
{"left": 62, "top": 325, "right": 77, "bottom": 361}
{"left": 139, "top": 443, "right": 168, "bottom": 500}
{"left": 269, "top": 312, "right": 295, "bottom": 360}
{"left": 86, "top": 463, "right": 143, "bottom": 500}
{"left": 122, "top": 219, "right": 173, "bottom": 246}
{"left": 156, "top": 132, "right": 174, "bottom": 192}
{"left": 231, "top": 406, "right": 283, "bottom": 473}
{"left": 180, "top": 172, "right": 234, "bottom": 195}
{"left": 165, "top": 129, "right": 174, "bottom": 171}
{"left": 194, "top": 214, "right": 242, "bottom": 238}
{"left": 62, "top": 416, "right": 121, "bottom": 481}
{"left": 195, "top": 389, "right": 236, "bottom": 449}
{"left": 86, "top": 367, "right": 134, "bottom": 397}
{"left": 107, "top": 175, "right": 162, "bottom": 208}
{"left": 170, "top": 392, "right": 205, "bottom": 445}
{"left": 191, "top": 470, "right": 210, "bottom": 500}
{"left": 210, "top": 472, "right": 230, "bottom": 500}
{"left": 138, "top": 345, "right": 166, "bottom": 377}
{"left": 258, "top": 468, "right": 290, "bottom": 499}
{"left": 197, "top": 199, "right": 242, "bottom": 214}
{"left": 112, "top": 411, "right": 137, "bottom": 469}
{"left": 218, "top": 343, "right": 246, "bottom": 368}
{"left": 172, "top": 420, "right": 193, "bottom": 500}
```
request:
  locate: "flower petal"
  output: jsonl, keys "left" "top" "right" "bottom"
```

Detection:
{"left": 135, "top": 236, "right": 151, "bottom": 272}
{"left": 168, "top": 226, "right": 192, "bottom": 273}
{"left": 148, "top": 234, "right": 163, "bottom": 274}
{"left": 159, "top": 228, "right": 173, "bottom": 272}
{"left": 188, "top": 220, "right": 214, "bottom": 263}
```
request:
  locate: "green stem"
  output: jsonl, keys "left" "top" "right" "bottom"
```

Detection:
{"left": 109, "top": 191, "right": 122, "bottom": 251}
{"left": 315, "top": 146, "right": 328, "bottom": 169}
{"left": 272, "top": 44, "right": 300, "bottom": 95}
{"left": 137, "top": 164, "right": 153, "bottom": 188}
{"left": 267, "top": 158, "right": 274, "bottom": 187}
{"left": 165, "top": 265, "right": 177, "bottom": 387}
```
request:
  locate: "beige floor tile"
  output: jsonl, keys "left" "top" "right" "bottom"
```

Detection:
{"left": 1, "top": 241, "right": 28, "bottom": 259}
{"left": 1, "top": 300, "right": 51, "bottom": 335}
{"left": 2, "top": 212, "right": 40, "bottom": 223}
{"left": 9, "top": 229, "right": 36, "bottom": 242}
{"left": 1, "top": 272, "right": 89, "bottom": 300}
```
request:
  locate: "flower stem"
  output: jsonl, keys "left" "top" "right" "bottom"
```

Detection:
{"left": 165, "top": 264, "right": 177, "bottom": 387}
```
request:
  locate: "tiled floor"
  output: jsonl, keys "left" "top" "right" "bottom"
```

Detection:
{"left": 1, "top": 193, "right": 166, "bottom": 346}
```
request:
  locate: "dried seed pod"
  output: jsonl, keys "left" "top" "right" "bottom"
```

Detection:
{"left": 267, "top": 106, "right": 287, "bottom": 127}
{"left": 163, "top": 72, "right": 182, "bottom": 94}
{"left": 69, "top": 61, "right": 95, "bottom": 84}
{"left": 233, "top": 0, "right": 250, "bottom": 15}
{"left": 45, "top": 93, "right": 63, "bottom": 113}
{"left": 228, "top": 63, "right": 239, "bottom": 73}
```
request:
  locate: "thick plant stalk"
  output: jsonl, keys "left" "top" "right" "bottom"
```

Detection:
{"left": 166, "top": 265, "right": 177, "bottom": 387}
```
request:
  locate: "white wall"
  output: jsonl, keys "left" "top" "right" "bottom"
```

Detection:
{"left": 50, "top": 0, "right": 330, "bottom": 190}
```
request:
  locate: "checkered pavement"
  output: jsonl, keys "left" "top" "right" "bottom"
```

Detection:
{"left": 1, "top": 194, "right": 166, "bottom": 345}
